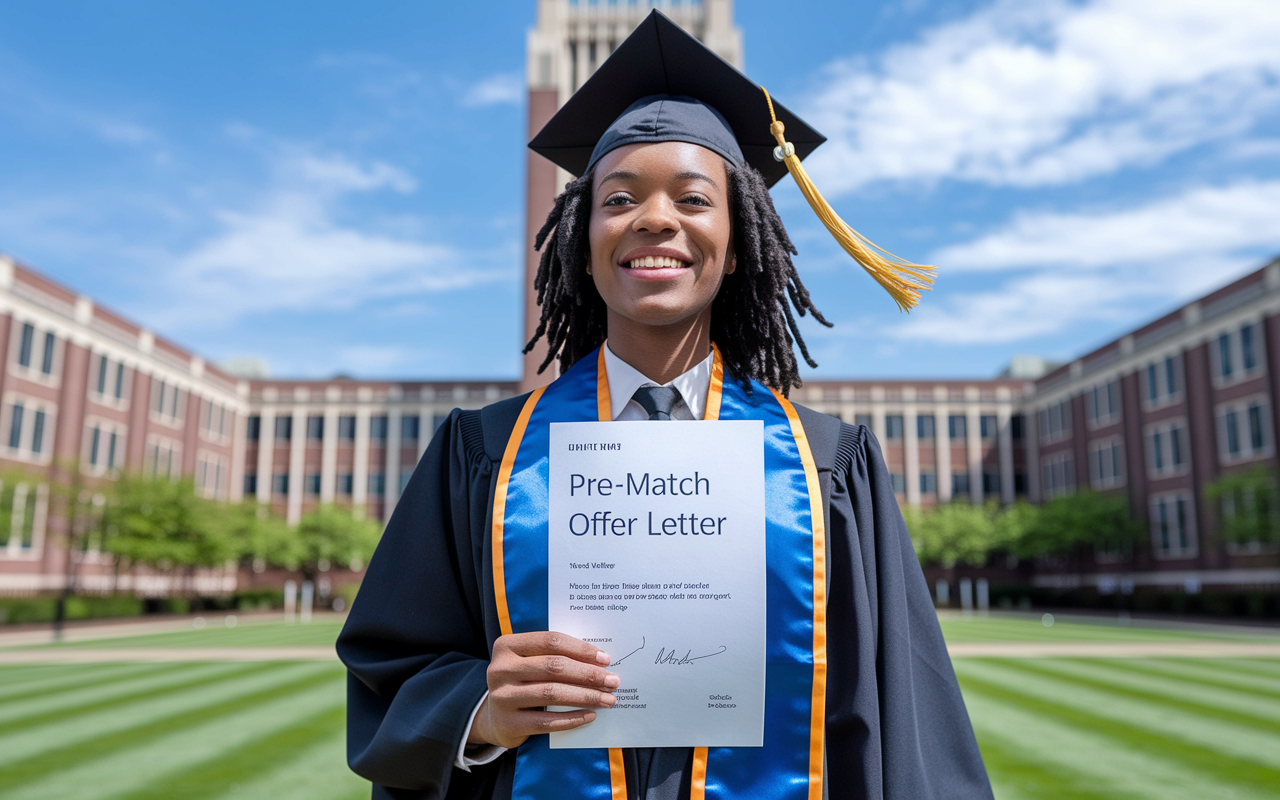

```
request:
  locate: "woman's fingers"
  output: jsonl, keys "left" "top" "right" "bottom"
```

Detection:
{"left": 503, "top": 631, "right": 612, "bottom": 665}
{"left": 491, "top": 681, "right": 618, "bottom": 711}
{"left": 491, "top": 653, "right": 619, "bottom": 691}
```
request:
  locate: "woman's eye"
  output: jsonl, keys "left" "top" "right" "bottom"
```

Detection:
{"left": 603, "top": 194, "right": 632, "bottom": 206}
{"left": 681, "top": 195, "right": 711, "bottom": 207}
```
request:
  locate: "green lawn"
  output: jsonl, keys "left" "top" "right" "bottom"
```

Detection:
{"left": 19, "top": 617, "right": 346, "bottom": 649}
{"left": 1, "top": 615, "right": 1278, "bottom": 798}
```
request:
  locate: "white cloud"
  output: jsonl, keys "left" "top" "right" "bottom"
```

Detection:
{"left": 806, "top": 0, "right": 1280, "bottom": 193}
{"left": 462, "top": 72, "right": 523, "bottom": 107}
{"left": 155, "top": 151, "right": 506, "bottom": 328}
{"left": 936, "top": 181, "right": 1280, "bottom": 273}
{"left": 892, "top": 180, "right": 1280, "bottom": 343}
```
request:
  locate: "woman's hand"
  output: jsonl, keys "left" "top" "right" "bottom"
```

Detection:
{"left": 468, "top": 631, "right": 619, "bottom": 749}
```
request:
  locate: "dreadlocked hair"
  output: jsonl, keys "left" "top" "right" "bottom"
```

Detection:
{"left": 523, "top": 161, "right": 831, "bottom": 396}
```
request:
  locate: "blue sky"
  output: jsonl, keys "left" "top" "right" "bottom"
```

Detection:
{"left": 1, "top": 0, "right": 1278, "bottom": 381}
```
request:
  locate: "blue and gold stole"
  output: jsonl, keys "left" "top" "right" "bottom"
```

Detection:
{"left": 491, "top": 345, "right": 826, "bottom": 800}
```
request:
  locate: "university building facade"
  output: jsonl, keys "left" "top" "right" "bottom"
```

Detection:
{"left": 0, "top": 1, "right": 1275, "bottom": 600}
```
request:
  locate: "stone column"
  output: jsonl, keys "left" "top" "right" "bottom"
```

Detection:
{"left": 286, "top": 401, "right": 306, "bottom": 525}
{"left": 904, "top": 389, "right": 920, "bottom": 507}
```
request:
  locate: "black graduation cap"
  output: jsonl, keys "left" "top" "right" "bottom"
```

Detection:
{"left": 529, "top": 9, "right": 936, "bottom": 311}
{"left": 529, "top": 9, "right": 821, "bottom": 189}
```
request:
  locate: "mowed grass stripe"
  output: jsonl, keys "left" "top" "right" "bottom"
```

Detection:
{"left": 11, "top": 675, "right": 345, "bottom": 800}
{"left": 0, "top": 662, "right": 275, "bottom": 735}
{"left": 0, "top": 663, "right": 173, "bottom": 701}
{"left": 0, "top": 663, "right": 338, "bottom": 790}
{"left": 120, "top": 706, "right": 346, "bottom": 800}
{"left": 955, "top": 667, "right": 1280, "bottom": 792}
{"left": 1204, "top": 658, "right": 1280, "bottom": 679}
{"left": 971, "top": 730, "right": 1110, "bottom": 799}
{"left": 962, "top": 659, "right": 1280, "bottom": 768}
{"left": 0, "top": 662, "right": 327, "bottom": 768}
{"left": 226, "top": 728, "right": 368, "bottom": 800}
{"left": 997, "top": 659, "right": 1280, "bottom": 737}
{"left": 1065, "top": 659, "right": 1280, "bottom": 711}
{"left": 44, "top": 621, "right": 345, "bottom": 650}
{"left": 1117, "top": 659, "right": 1280, "bottom": 700}
{"left": 960, "top": 677, "right": 1239, "bottom": 799}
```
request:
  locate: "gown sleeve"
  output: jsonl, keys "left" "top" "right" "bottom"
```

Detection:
{"left": 824, "top": 424, "right": 993, "bottom": 799}
{"left": 337, "top": 408, "right": 501, "bottom": 799}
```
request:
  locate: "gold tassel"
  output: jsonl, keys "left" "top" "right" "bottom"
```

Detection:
{"left": 762, "top": 87, "right": 935, "bottom": 312}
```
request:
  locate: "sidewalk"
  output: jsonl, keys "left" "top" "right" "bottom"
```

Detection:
{"left": 0, "top": 611, "right": 346, "bottom": 648}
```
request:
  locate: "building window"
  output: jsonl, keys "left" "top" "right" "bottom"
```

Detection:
{"left": 114, "top": 362, "right": 126, "bottom": 399}
{"left": 1014, "top": 472, "right": 1028, "bottom": 495}
{"left": 31, "top": 411, "right": 45, "bottom": 456}
{"left": 1041, "top": 452, "right": 1074, "bottom": 499}
{"left": 147, "top": 440, "right": 179, "bottom": 479}
{"left": 854, "top": 413, "right": 872, "bottom": 429}
{"left": 1038, "top": 401, "right": 1070, "bottom": 443}
{"left": 244, "top": 474, "right": 257, "bottom": 495}
{"left": 246, "top": 415, "right": 261, "bottom": 442}
{"left": 948, "top": 415, "right": 967, "bottom": 440}
{"left": 306, "top": 415, "right": 324, "bottom": 441}
{"left": 272, "top": 474, "right": 289, "bottom": 496}
{"left": 305, "top": 474, "right": 321, "bottom": 495}
{"left": 1086, "top": 379, "right": 1121, "bottom": 428}
{"left": 1242, "top": 324, "right": 1258, "bottom": 371}
{"left": 338, "top": 415, "right": 357, "bottom": 440}
{"left": 274, "top": 416, "right": 292, "bottom": 442}
{"left": 17, "top": 323, "right": 34, "bottom": 368}
{"left": 1088, "top": 437, "right": 1125, "bottom": 489}
{"left": 980, "top": 415, "right": 998, "bottom": 441}
{"left": 952, "top": 472, "right": 971, "bottom": 496}
{"left": 40, "top": 332, "right": 55, "bottom": 375}
{"left": 402, "top": 415, "right": 421, "bottom": 441}
{"left": 96, "top": 355, "right": 109, "bottom": 394}
{"left": 90, "top": 426, "right": 101, "bottom": 466}
{"left": 1218, "top": 399, "right": 1271, "bottom": 463}
{"left": 1151, "top": 491, "right": 1196, "bottom": 558}
{"left": 370, "top": 415, "right": 389, "bottom": 442}
{"left": 919, "top": 472, "right": 937, "bottom": 494}
{"left": 337, "top": 473, "right": 354, "bottom": 495}
{"left": 1144, "top": 354, "right": 1180, "bottom": 407}
{"left": 983, "top": 471, "right": 1001, "bottom": 495}
{"left": 369, "top": 473, "right": 386, "bottom": 496}
{"left": 1011, "top": 414, "right": 1025, "bottom": 440}
{"left": 107, "top": 431, "right": 117, "bottom": 469}
{"left": 889, "top": 472, "right": 905, "bottom": 494}
{"left": 1147, "top": 421, "right": 1188, "bottom": 477}
{"left": 9, "top": 403, "right": 24, "bottom": 449}
{"left": 1213, "top": 323, "right": 1265, "bottom": 385}
{"left": 884, "top": 415, "right": 904, "bottom": 439}
{"left": 917, "top": 415, "right": 936, "bottom": 440}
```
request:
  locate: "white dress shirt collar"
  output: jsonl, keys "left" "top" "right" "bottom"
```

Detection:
{"left": 603, "top": 342, "right": 714, "bottom": 421}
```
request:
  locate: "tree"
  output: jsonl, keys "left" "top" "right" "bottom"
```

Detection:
{"left": 904, "top": 501, "right": 1003, "bottom": 568}
{"left": 99, "top": 474, "right": 240, "bottom": 596}
{"left": 1017, "top": 489, "right": 1140, "bottom": 560}
{"left": 291, "top": 504, "right": 382, "bottom": 583}
{"left": 1204, "top": 465, "right": 1280, "bottom": 549}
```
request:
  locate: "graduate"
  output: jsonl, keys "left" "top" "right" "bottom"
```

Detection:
{"left": 338, "top": 11, "right": 992, "bottom": 800}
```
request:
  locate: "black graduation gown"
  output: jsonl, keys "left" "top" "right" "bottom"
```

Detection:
{"left": 337, "top": 394, "right": 993, "bottom": 800}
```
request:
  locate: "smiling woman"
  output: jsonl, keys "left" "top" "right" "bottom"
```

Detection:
{"left": 337, "top": 10, "right": 990, "bottom": 800}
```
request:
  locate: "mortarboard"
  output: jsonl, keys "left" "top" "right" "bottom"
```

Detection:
{"left": 529, "top": 9, "right": 935, "bottom": 312}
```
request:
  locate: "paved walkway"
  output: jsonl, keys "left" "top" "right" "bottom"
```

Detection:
{"left": 0, "top": 646, "right": 339, "bottom": 663}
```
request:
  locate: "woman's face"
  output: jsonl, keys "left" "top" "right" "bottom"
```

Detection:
{"left": 588, "top": 141, "right": 735, "bottom": 333}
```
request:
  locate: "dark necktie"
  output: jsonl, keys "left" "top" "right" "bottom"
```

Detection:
{"left": 627, "top": 383, "right": 693, "bottom": 798}
{"left": 631, "top": 385, "right": 680, "bottom": 421}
